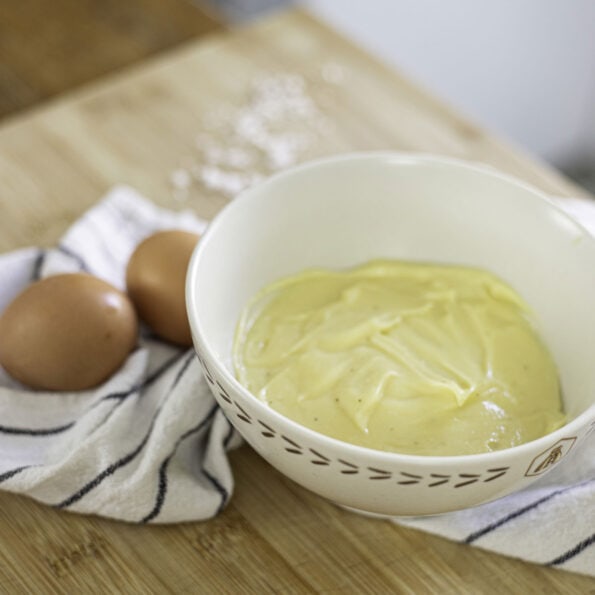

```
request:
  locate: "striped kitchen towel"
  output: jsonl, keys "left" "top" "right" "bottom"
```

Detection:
{"left": 396, "top": 431, "right": 595, "bottom": 576}
{"left": 0, "top": 186, "right": 593, "bottom": 577}
{"left": 0, "top": 186, "right": 242, "bottom": 524}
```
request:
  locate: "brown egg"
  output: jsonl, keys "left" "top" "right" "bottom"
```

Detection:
{"left": 126, "top": 230, "right": 200, "bottom": 347}
{"left": 0, "top": 273, "right": 138, "bottom": 391}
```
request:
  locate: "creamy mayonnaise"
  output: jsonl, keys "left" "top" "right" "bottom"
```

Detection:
{"left": 234, "top": 261, "right": 565, "bottom": 455}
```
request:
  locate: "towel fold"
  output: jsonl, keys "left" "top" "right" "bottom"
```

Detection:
{"left": 0, "top": 186, "right": 593, "bottom": 576}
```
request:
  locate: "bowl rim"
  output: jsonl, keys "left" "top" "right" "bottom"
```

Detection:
{"left": 186, "top": 151, "right": 595, "bottom": 465}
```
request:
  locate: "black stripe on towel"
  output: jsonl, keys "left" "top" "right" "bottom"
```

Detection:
{"left": 203, "top": 468, "right": 229, "bottom": 516}
{"left": 100, "top": 350, "right": 184, "bottom": 402}
{"left": 54, "top": 352, "right": 195, "bottom": 510}
{"left": 464, "top": 477, "right": 595, "bottom": 544}
{"left": 54, "top": 423, "right": 156, "bottom": 509}
{"left": 0, "top": 421, "right": 75, "bottom": 437}
{"left": 140, "top": 404, "right": 219, "bottom": 524}
{"left": 88, "top": 351, "right": 186, "bottom": 434}
{"left": 547, "top": 532, "right": 595, "bottom": 567}
{"left": 0, "top": 466, "right": 29, "bottom": 483}
{"left": 0, "top": 351, "right": 183, "bottom": 438}
{"left": 170, "top": 351, "right": 195, "bottom": 391}
{"left": 31, "top": 249, "right": 45, "bottom": 281}
{"left": 56, "top": 243, "right": 91, "bottom": 273}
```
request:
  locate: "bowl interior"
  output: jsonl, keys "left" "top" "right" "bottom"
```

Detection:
{"left": 188, "top": 154, "right": 595, "bottom": 420}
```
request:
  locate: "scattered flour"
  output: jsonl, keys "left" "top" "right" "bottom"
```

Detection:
{"left": 169, "top": 64, "right": 346, "bottom": 202}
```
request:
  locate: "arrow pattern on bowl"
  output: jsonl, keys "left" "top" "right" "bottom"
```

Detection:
{"left": 196, "top": 352, "right": 511, "bottom": 489}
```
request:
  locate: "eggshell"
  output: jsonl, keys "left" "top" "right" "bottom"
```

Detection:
{"left": 126, "top": 230, "right": 200, "bottom": 347}
{"left": 0, "top": 273, "right": 138, "bottom": 391}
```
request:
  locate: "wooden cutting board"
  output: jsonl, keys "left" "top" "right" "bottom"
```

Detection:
{"left": 0, "top": 9, "right": 592, "bottom": 593}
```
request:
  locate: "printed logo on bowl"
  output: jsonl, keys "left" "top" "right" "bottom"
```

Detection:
{"left": 525, "top": 437, "right": 576, "bottom": 477}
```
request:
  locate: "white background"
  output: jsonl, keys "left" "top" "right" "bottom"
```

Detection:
{"left": 305, "top": 0, "right": 595, "bottom": 169}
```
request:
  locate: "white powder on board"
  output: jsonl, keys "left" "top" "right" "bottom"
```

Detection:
{"left": 169, "top": 64, "right": 346, "bottom": 201}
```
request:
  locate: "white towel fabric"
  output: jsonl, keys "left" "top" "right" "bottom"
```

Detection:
{"left": 0, "top": 186, "right": 593, "bottom": 576}
{"left": 0, "top": 187, "right": 242, "bottom": 524}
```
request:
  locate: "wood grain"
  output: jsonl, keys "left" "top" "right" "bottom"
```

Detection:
{"left": 0, "top": 0, "right": 222, "bottom": 119}
{"left": 0, "top": 8, "right": 593, "bottom": 593}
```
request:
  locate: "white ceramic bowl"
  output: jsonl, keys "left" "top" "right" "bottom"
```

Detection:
{"left": 186, "top": 153, "right": 595, "bottom": 516}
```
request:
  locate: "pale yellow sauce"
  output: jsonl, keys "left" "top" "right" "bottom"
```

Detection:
{"left": 234, "top": 261, "right": 565, "bottom": 455}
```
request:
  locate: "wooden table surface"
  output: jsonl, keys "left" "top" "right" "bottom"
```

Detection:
{"left": 0, "top": 0, "right": 222, "bottom": 119}
{"left": 0, "top": 8, "right": 593, "bottom": 593}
